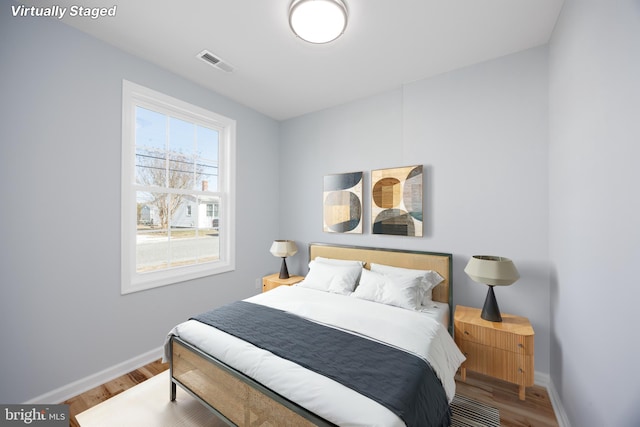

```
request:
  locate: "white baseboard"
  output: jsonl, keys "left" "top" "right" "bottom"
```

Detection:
{"left": 25, "top": 346, "right": 164, "bottom": 404}
{"left": 535, "top": 371, "right": 571, "bottom": 427}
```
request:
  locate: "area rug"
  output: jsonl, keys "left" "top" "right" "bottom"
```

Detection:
{"left": 76, "top": 371, "right": 225, "bottom": 427}
{"left": 77, "top": 371, "right": 500, "bottom": 426}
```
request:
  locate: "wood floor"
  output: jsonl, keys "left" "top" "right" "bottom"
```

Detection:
{"left": 454, "top": 371, "right": 558, "bottom": 427}
{"left": 63, "top": 360, "right": 559, "bottom": 427}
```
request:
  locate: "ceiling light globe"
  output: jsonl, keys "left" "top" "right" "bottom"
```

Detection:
{"left": 289, "top": 0, "right": 348, "bottom": 44}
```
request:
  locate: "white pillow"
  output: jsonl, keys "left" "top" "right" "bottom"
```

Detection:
{"left": 369, "top": 263, "right": 444, "bottom": 305}
{"left": 351, "top": 268, "right": 385, "bottom": 302}
{"left": 352, "top": 269, "right": 422, "bottom": 310}
{"left": 313, "top": 256, "right": 365, "bottom": 267}
{"left": 298, "top": 261, "right": 361, "bottom": 295}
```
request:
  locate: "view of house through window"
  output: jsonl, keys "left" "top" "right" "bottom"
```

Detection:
{"left": 135, "top": 106, "right": 220, "bottom": 272}
{"left": 122, "top": 80, "right": 236, "bottom": 294}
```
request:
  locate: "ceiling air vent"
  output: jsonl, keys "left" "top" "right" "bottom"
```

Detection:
{"left": 197, "top": 50, "right": 235, "bottom": 73}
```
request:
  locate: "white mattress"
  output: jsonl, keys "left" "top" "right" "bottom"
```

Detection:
{"left": 165, "top": 286, "right": 465, "bottom": 427}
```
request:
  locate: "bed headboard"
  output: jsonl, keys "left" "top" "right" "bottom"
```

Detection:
{"left": 309, "top": 243, "right": 453, "bottom": 328}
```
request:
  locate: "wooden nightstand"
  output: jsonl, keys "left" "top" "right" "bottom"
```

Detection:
{"left": 454, "top": 305, "right": 535, "bottom": 400}
{"left": 262, "top": 273, "right": 304, "bottom": 293}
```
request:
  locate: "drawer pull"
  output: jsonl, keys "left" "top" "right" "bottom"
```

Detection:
{"left": 518, "top": 343, "right": 524, "bottom": 348}
{"left": 464, "top": 331, "right": 470, "bottom": 335}
{"left": 518, "top": 368, "right": 524, "bottom": 373}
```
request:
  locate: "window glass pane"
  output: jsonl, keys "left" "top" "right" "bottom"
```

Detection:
{"left": 135, "top": 107, "right": 167, "bottom": 187}
{"left": 169, "top": 117, "right": 195, "bottom": 157}
{"left": 136, "top": 191, "right": 169, "bottom": 273}
{"left": 167, "top": 151, "right": 194, "bottom": 190}
{"left": 136, "top": 107, "right": 166, "bottom": 150}
{"left": 136, "top": 147, "right": 166, "bottom": 187}
{"left": 198, "top": 161, "right": 218, "bottom": 192}
{"left": 197, "top": 125, "right": 219, "bottom": 191}
{"left": 198, "top": 195, "right": 220, "bottom": 264}
{"left": 170, "top": 195, "right": 196, "bottom": 228}
{"left": 164, "top": 195, "right": 220, "bottom": 267}
{"left": 168, "top": 226, "right": 197, "bottom": 268}
{"left": 198, "top": 125, "right": 218, "bottom": 160}
{"left": 168, "top": 117, "right": 195, "bottom": 190}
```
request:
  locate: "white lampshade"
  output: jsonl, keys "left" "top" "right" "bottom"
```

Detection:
{"left": 289, "top": 0, "right": 348, "bottom": 44}
{"left": 464, "top": 255, "right": 519, "bottom": 286}
{"left": 270, "top": 240, "right": 298, "bottom": 258}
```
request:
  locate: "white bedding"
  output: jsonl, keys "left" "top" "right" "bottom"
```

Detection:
{"left": 417, "top": 299, "right": 451, "bottom": 330}
{"left": 165, "top": 286, "right": 465, "bottom": 427}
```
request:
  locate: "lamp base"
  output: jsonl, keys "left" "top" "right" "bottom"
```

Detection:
{"left": 279, "top": 258, "right": 290, "bottom": 279}
{"left": 481, "top": 285, "right": 502, "bottom": 322}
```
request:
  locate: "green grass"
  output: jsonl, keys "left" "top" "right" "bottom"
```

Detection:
{"left": 137, "top": 227, "right": 218, "bottom": 238}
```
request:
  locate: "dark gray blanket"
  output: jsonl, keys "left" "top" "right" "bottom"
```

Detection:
{"left": 191, "top": 301, "right": 450, "bottom": 427}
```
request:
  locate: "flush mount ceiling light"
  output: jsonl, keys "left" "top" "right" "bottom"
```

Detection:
{"left": 289, "top": 0, "right": 348, "bottom": 44}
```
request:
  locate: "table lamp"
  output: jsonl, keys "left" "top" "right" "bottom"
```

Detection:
{"left": 464, "top": 255, "right": 519, "bottom": 322}
{"left": 270, "top": 240, "right": 298, "bottom": 279}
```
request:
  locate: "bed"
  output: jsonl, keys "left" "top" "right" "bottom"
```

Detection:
{"left": 164, "top": 243, "right": 465, "bottom": 427}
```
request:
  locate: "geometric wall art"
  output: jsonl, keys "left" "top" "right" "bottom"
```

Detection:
{"left": 371, "top": 165, "right": 423, "bottom": 237}
{"left": 323, "top": 171, "right": 363, "bottom": 233}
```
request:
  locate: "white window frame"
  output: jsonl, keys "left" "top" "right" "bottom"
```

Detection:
{"left": 121, "top": 80, "right": 236, "bottom": 294}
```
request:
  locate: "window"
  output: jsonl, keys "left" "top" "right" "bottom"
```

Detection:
{"left": 121, "top": 80, "right": 236, "bottom": 294}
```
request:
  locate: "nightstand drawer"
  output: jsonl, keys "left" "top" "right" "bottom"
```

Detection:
{"left": 455, "top": 322, "right": 533, "bottom": 355}
{"left": 458, "top": 340, "right": 534, "bottom": 386}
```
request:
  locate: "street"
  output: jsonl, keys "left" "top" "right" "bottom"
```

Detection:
{"left": 136, "top": 234, "right": 219, "bottom": 271}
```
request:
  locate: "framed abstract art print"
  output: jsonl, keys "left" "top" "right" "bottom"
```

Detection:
{"left": 371, "top": 165, "right": 423, "bottom": 237}
{"left": 323, "top": 172, "right": 363, "bottom": 234}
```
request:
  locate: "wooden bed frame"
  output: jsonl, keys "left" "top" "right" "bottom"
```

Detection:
{"left": 170, "top": 243, "right": 453, "bottom": 426}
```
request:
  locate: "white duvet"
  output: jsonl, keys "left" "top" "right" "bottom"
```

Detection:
{"left": 165, "top": 286, "right": 465, "bottom": 427}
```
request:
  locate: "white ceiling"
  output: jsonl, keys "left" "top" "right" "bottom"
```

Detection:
{"left": 27, "top": 0, "right": 564, "bottom": 120}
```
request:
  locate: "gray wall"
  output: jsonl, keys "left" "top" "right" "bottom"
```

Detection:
{"left": 549, "top": 0, "right": 640, "bottom": 425}
{"left": 0, "top": 13, "right": 280, "bottom": 403}
{"left": 280, "top": 47, "right": 552, "bottom": 374}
